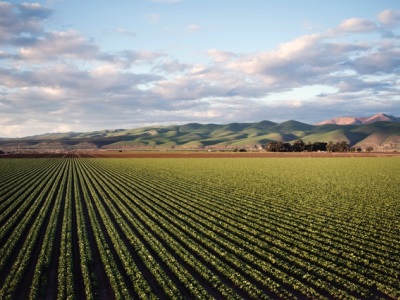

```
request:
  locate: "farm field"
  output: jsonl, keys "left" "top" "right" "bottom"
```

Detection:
{"left": 0, "top": 156, "right": 399, "bottom": 299}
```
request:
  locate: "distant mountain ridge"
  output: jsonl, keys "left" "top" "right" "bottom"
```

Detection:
{"left": 317, "top": 113, "right": 400, "bottom": 125}
{"left": 1, "top": 114, "right": 400, "bottom": 151}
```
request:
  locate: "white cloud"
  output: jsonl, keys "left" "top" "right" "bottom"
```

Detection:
{"left": 224, "top": 34, "right": 330, "bottom": 85}
{"left": 1, "top": 2, "right": 400, "bottom": 137}
{"left": 207, "top": 49, "right": 237, "bottom": 62}
{"left": 337, "top": 18, "right": 377, "bottom": 33}
{"left": 377, "top": 9, "right": 400, "bottom": 26}
{"left": 17, "top": 30, "right": 99, "bottom": 61}
{"left": 152, "top": 59, "right": 191, "bottom": 73}
{"left": 349, "top": 49, "right": 400, "bottom": 75}
{"left": 276, "top": 33, "right": 323, "bottom": 59}
{"left": 18, "top": 2, "right": 52, "bottom": 18}
{"left": 146, "top": 24, "right": 398, "bottom": 108}
{"left": 0, "top": 2, "right": 52, "bottom": 45}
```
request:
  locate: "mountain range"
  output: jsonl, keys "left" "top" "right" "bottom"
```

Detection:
{"left": 1, "top": 113, "right": 399, "bottom": 151}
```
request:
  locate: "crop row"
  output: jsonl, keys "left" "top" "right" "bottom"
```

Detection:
{"left": 0, "top": 157, "right": 399, "bottom": 299}
{"left": 92, "top": 157, "right": 400, "bottom": 299}
{"left": 1, "top": 159, "right": 68, "bottom": 298}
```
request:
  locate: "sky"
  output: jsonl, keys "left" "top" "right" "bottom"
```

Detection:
{"left": 1, "top": 1, "right": 400, "bottom": 137}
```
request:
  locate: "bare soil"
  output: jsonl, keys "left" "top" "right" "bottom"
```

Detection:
{"left": 1, "top": 151, "right": 399, "bottom": 159}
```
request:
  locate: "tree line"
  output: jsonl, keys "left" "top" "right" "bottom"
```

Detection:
{"left": 265, "top": 140, "right": 372, "bottom": 152}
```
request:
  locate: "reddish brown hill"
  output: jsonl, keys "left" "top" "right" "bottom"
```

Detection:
{"left": 318, "top": 113, "right": 400, "bottom": 125}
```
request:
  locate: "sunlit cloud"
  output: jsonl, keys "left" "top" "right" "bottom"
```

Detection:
{"left": 206, "top": 49, "right": 238, "bottom": 62}
{"left": 337, "top": 18, "right": 377, "bottom": 33}
{"left": 0, "top": 2, "right": 399, "bottom": 137}
{"left": 377, "top": 9, "right": 400, "bottom": 26}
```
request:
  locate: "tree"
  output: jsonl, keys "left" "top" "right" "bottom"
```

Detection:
{"left": 366, "top": 146, "right": 374, "bottom": 152}
{"left": 265, "top": 141, "right": 291, "bottom": 152}
{"left": 312, "top": 142, "right": 327, "bottom": 152}
{"left": 326, "top": 141, "right": 349, "bottom": 152}
{"left": 292, "top": 139, "right": 305, "bottom": 152}
{"left": 282, "top": 142, "right": 292, "bottom": 152}
{"left": 304, "top": 141, "right": 313, "bottom": 152}
{"left": 335, "top": 141, "right": 349, "bottom": 152}
{"left": 266, "top": 141, "right": 279, "bottom": 152}
{"left": 327, "top": 141, "right": 334, "bottom": 152}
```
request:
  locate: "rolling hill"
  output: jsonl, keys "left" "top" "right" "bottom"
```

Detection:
{"left": 1, "top": 115, "right": 400, "bottom": 152}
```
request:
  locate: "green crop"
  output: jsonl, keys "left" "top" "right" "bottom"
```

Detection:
{"left": 0, "top": 157, "right": 399, "bottom": 299}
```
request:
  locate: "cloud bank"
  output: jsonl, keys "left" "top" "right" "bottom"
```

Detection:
{"left": 0, "top": 3, "right": 400, "bottom": 137}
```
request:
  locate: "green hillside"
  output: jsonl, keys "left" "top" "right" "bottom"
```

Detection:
{"left": 1, "top": 120, "right": 399, "bottom": 151}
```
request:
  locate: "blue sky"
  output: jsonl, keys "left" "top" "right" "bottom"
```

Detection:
{"left": 1, "top": 0, "right": 400, "bottom": 137}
